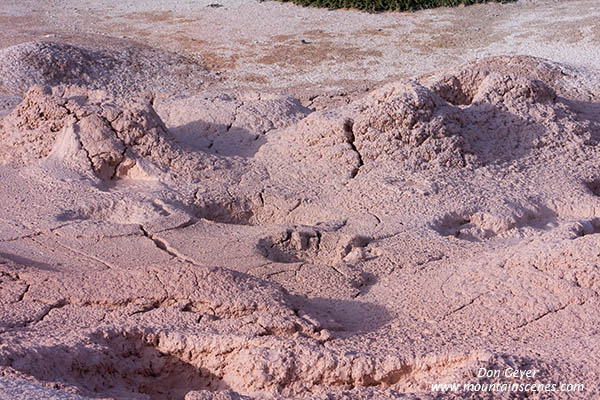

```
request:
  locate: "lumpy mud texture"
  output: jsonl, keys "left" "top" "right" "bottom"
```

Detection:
{"left": 2, "top": 49, "right": 600, "bottom": 399}
{"left": 0, "top": 85, "right": 228, "bottom": 181}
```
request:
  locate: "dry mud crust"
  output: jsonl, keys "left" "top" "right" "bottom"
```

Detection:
{"left": 1, "top": 55, "right": 600, "bottom": 399}
{"left": 0, "top": 253, "right": 522, "bottom": 399}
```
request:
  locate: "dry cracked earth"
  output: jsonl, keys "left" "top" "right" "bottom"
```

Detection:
{"left": 1, "top": 1, "right": 600, "bottom": 400}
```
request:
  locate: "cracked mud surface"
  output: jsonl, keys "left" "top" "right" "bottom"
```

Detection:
{"left": 2, "top": 1, "right": 600, "bottom": 399}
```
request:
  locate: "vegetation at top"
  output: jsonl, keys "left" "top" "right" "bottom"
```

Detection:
{"left": 274, "top": 0, "right": 513, "bottom": 12}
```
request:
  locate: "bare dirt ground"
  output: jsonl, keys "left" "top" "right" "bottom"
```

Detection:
{"left": 2, "top": 0, "right": 600, "bottom": 96}
{"left": 1, "top": 0, "right": 600, "bottom": 399}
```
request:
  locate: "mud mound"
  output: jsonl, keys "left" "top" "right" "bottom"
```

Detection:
{"left": 0, "top": 85, "right": 227, "bottom": 182}
{"left": 0, "top": 41, "right": 214, "bottom": 97}
{"left": 260, "top": 79, "right": 469, "bottom": 182}
{"left": 424, "top": 55, "right": 592, "bottom": 103}
{"left": 348, "top": 81, "right": 469, "bottom": 170}
{"left": 425, "top": 65, "right": 599, "bottom": 164}
{"left": 0, "top": 84, "right": 312, "bottom": 230}
{"left": 260, "top": 57, "right": 599, "bottom": 186}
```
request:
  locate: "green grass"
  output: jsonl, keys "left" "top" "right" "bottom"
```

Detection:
{"left": 274, "top": 0, "right": 512, "bottom": 12}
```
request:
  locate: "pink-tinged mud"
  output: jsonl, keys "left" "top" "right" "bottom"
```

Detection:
{"left": 1, "top": 1, "right": 600, "bottom": 399}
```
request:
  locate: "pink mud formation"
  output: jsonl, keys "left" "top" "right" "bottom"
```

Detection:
{"left": 1, "top": 1, "right": 600, "bottom": 399}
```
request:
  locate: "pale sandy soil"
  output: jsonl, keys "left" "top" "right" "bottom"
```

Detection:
{"left": 2, "top": 0, "right": 600, "bottom": 93}
{"left": 1, "top": 1, "right": 600, "bottom": 399}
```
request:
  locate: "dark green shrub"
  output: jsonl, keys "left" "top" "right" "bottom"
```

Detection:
{"left": 274, "top": 0, "right": 512, "bottom": 12}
